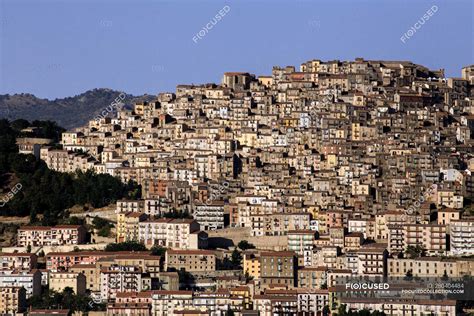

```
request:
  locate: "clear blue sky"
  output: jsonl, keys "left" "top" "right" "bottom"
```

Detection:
{"left": 0, "top": 0, "right": 472, "bottom": 99}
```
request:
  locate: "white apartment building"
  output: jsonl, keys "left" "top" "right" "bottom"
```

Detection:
{"left": 288, "top": 230, "right": 315, "bottom": 267}
{"left": 151, "top": 290, "right": 194, "bottom": 315}
{"left": 348, "top": 219, "right": 368, "bottom": 238}
{"left": 100, "top": 265, "right": 144, "bottom": 301}
{"left": 450, "top": 220, "right": 474, "bottom": 256}
{"left": 297, "top": 290, "right": 329, "bottom": 315}
{"left": 193, "top": 202, "right": 225, "bottom": 230}
{"left": 138, "top": 218, "right": 204, "bottom": 249}
{"left": 17, "top": 225, "right": 86, "bottom": 247}
{"left": 0, "top": 253, "right": 37, "bottom": 271}
{"left": 0, "top": 270, "right": 41, "bottom": 298}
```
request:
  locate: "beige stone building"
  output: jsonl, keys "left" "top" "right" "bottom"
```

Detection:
{"left": 49, "top": 272, "right": 86, "bottom": 295}
{"left": 0, "top": 287, "right": 26, "bottom": 315}
{"left": 165, "top": 249, "right": 216, "bottom": 272}
{"left": 70, "top": 264, "right": 100, "bottom": 293}
{"left": 260, "top": 251, "right": 296, "bottom": 288}
{"left": 403, "top": 224, "right": 446, "bottom": 255}
{"left": 357, "top": 243, "right": 388, "bottom": 276}
{"left": 341, "top": 298, "right": 456, "bottom": 316}
{"left": 116, "top": 212, "right": 148, "bottom": 242}
{"left": 388, "top": 257, "right": 474, "bottom": 277}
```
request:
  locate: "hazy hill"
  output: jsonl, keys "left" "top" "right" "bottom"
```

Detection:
{"left": 0, "top": 88, "right": 156, "bottom": 130}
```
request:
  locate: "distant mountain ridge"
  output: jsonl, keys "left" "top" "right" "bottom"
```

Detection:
{"left": 0, "top": 88, "right": 156, "bottom": 129}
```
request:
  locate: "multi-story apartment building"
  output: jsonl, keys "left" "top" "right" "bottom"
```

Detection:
{"left": 287, "top": 230, "right": 315, "bottom": 267}
{"left": 437, "top": 190, "right": 463, "bottom": 209}
{"left": 388, "top": 257, "right": 474, "bottom": 277}
{"left": 100, "top": 265, "right": 144, "bottom": 301}
{"left": 165, "top": 249, "right": 216, "bottom": 272}
{"left": 40, "top": 148, "right": 98, "bottom": 174}
{"left": 116, "top": 199, "right": 145, "bottom": 214}
{"left": 0, "top": 253, "right": 37, "bottom": 271}
{"left": 314, "top": 247, "right": 339, "bottom": 270}
{"left": 17, "top": 225, "right": 86, "bottom": 247}
{"left": 49, "top": 272, "right": 86, "bottom": 295}
{"left": 297, "top": 289, "right": 329, "bottom": 315}
{"left": 138, "top": 218, "right": 206, "bottom": 250}
{"left": 106, "top": 291, "right": 153, "bottom": 315}
{"left": 0, "top": 287, "right": 27, "bottom": 315}
{"left": 387, "top": 224, "right": 404, "bottom": 255}
{"left": 116, "top": 212, "right": 148, "bottom": 242}
{"left": 260, "top": 251, "right": 296, "bottom": 288}
{"left": 328, "top": 227, "right": 345, "bottom": 249}
{"left": 193, "top": 202, "right": 225, "bottom": 230}
{"left": 403, "top": 224, "right": 447, "bottom": 255}
{"left": 357, "top": 244, "right": 388, "bottom": 276}
{"left": 151, "top": 290, "right": 194, "bottom": 315}
{"left": 287, "top": 230, "right": 315, "bottom": 255}
{"left": 450, "top": 219, "right": 474, "bottom": 256}
{"left": 46, "top": 251, "right": 152, "bottom": 271}
{"left": 254, "top": 289, "right": 299, "bottom": 315}
{"left": 341, "top": 298, "right": 456, "bottom": 316}
{"left": 192, "top": 290, "right": 239, "bottom": 315}
{"left": 297, "top": 267, "right": 327, "bottom": 289}
{"left": 243, "top": 253, "right": 260, "bottom": 279}
{"left": 0, "top": 270, "right": 41, "bottom": 298}
{"left": 47, "top": 251, "right": 116, "bottom": 271}
{"left": 344, "top": 232, "right": 364, "bottom": 252}
{"left": 70, "top": 264, "right": 100, "bottom": 293}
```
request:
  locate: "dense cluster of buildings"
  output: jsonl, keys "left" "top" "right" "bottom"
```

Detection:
{"left": 3, "top": 59, "right": 474, "bottom": 315}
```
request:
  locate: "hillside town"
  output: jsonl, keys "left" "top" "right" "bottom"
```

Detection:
{"left": 2, "top": 58, "right": 474, "bottom": 315}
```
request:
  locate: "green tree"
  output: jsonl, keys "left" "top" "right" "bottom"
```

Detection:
{"left": 237, "top": 240, "right": 255, "bottom": 250}
{"left": 104, "top": 241, "right": 147, "bottom": 252}
{"left": 0, "top": 124, "right": 141, "bottom": 224}
{"left": 337, "top": 304, "right": 349, "bottom": 316}
{"left": 92, "top": 216, "right": 113, "bottom": 237}
{"left": 150, "top": 246, "right": 167, "bottom": 256}
{"left": 323, "top": 305, "right": 330, "bottom": 316}
{"left": 27, "top": 287, "right": 96, "bottom": 313}
{"left": 231, "top": 249, "right": 242, "bottom": 267}
{"left": 226, "top": 307, "right": 235, "bottom": 316}
{"left": 405, "top": 245, "right": 426, "bottom": 258}
{"left": 442, "top": 270, "right": 449, "bottom": 280}
{"left": 63, "top": 216, "right": 84, "bottom": 225}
